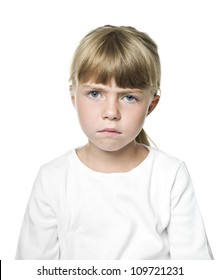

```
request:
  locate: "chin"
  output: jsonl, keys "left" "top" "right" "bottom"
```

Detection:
{"left": 97, "top": 145, "right": 122, "bottom": 153}
{"left": 92, "top": 141, "right": 132, "bottom": 153}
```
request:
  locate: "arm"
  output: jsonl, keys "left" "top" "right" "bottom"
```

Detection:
{"left": 167, "top": 163, "right": 213, "bottom": 259}
{"left": 15, "top": 167, "right": 59, "bottom": 259}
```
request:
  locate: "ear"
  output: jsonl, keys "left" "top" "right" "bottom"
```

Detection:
{"left": 146, "top": 95, "right": 160, "bottom": 116}
{"left": 69, "top": 85, "right": 76, "bottom": 107}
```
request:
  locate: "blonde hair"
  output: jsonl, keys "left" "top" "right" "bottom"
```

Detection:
{"left": 69, "top": 25, "right": 161, "bottom": 146}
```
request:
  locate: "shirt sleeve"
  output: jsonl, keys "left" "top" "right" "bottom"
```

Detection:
{"left": 167, "top": 162, "right": 213, "bottom": 259}
{"left": 15, "top": 167, "right": 60, "bottom": 259}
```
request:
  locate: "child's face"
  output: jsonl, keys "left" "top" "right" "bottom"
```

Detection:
{"left": 71, "top": 79, "right": 159, "bottom": 152}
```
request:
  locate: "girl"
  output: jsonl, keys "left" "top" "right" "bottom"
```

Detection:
{"left": 16, "top": 25, "right": 213, "bottom": 260}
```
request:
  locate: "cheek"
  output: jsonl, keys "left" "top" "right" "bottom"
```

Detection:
{"left": 76, "top": 101, "right": 99, "bottom": 128}
{"left": 122, "top": 109, "right": 146, "bottom": 136}
{"left": 126, "top": 106, "right": 148, "bottom": 123}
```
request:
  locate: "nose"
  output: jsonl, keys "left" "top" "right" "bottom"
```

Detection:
{"left": 102, "top": 98, "right": 121, "bottom": 120}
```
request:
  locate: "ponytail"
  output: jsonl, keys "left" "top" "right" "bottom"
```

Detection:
{"left": 135, "top": 129, "right": 150, "bottom": 146}
{"left": 135, "top": 129, "right": 157, "bottom": 147}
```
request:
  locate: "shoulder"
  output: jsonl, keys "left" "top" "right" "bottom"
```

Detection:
{"left": 41, "top": 150, "right": 74, "bottom": 169}
{"left": 147, "top": 146, "right": 192, "bottom": 190}
{"left": 148, "top": 146, "right": 184, "bottom": 170}
{"left": 32, "top": 150, "right": 75, "bottom": 204}
{"left": 146, "top": 146, "right": 190, "bottom": 186}
{"left": 38, "top": 150, "right": 74, "bottom": 180}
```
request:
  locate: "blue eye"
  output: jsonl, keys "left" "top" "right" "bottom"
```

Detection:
{"left": 87, "top": 91, "right": 101, "bottom": 98}
{"left": 124, "top": 95, "right": 138, "bottom": 102}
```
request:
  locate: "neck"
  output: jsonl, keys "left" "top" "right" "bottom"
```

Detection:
{"left": 77, "top": 141, "right": 148, "bottom": 173}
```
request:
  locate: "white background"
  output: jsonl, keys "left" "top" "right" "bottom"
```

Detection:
{"left": 0, "top": 0, "right": 219, "bottom": 267}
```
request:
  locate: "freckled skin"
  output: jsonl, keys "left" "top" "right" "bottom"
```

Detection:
{"left": 70, "top": 79, "right": 159, "bottom": 172}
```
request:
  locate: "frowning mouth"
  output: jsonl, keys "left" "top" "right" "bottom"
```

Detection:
{"left": 98, "top": 128, "right": 122, "bottom": 134}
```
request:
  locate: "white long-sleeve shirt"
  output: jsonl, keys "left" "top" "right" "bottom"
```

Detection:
{"left": 16, "top": 146, "right": 213, "bottom": 260}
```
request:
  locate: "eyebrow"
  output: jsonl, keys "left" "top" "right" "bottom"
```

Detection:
{"left": 81, "top": 84, "right": 143, "bottom": 94}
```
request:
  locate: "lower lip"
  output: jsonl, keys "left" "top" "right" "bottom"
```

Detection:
{"left": 98, "top": 131, "right": 121, "bottom": 136}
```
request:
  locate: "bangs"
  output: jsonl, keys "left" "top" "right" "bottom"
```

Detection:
{"left": 70, "top": 26, "right": 160, "bottom": 92}
{"left": 78, "top": 48, "right": 152, "bottom": 89}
